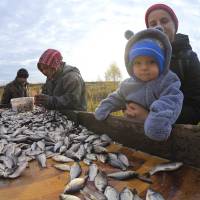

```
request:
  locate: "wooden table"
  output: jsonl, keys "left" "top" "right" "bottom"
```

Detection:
{"left": 0, "top": 143, "right": 200, "bottom": 200}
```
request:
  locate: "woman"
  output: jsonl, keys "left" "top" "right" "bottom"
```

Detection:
{"left": 125, "top": 3, "right": 200, "bottom": 125}
{"left": 34, "top": 49, "right": 87, "bottom": 111}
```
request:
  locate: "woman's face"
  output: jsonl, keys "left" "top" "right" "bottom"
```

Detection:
{"left": 147, "top": 9, "right": 176, "bottom": 43}
{"left": 38, "top": 64, "right": 56, "bottom": 79}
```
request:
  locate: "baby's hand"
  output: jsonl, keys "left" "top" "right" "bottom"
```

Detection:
{"left": 124, "top": 102, "right": 149, "bottom": 122}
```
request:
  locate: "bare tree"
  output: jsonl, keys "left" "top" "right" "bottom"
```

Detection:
{"left": 104, "top": 63, "right": 122, "bottom": 82}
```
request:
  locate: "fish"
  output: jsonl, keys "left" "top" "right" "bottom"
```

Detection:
{"left": 52, "top": 155, "right": 74, "bottom": 163}
{"left": 119, "top": 187, "right": 134, "bottom": 200}
{"left": 100, "top": 134, "right": 112, "bottom": 143}
{"left": 146, "top": 189, "right": 165, "bottom": 200}
{"left": 36, "top": 153, "right": 47, "bottom": 168}
{"left": 8, "top": 161, "right": 28, "bottom": 178}
{"left": 104, "top": 186, "right": 119, "bottom": 200}
{"left": 59, "top": 194, "right": 81, "bottom": 200}
{"left": 81, "top": 185, "right": 107, "bottom": 200}
{"left": 83, "top": 158, "right": 92, "bottom": 166}
{"left": 108, "top": 153, "right": 126, "bottom": 171}
{"left": 118, "top": 153, "right": 129, "bottom": 168}
{"left": 88, "top": 163, "right": 98, "bottom": 181}
{"left": 148, "top": 162, "right": 183, "bottom": 176}
{"left": 64, "top": 176, "right": 87, "bottom": 194}
{"left": 70, "top": 162, "right": 82, "bottom": 180}
{"left": 107, "top": 170, "right": 138, "bottom": 180}
{"left": 94, "top": 171, "right": 108, "bottom": 192}
{"left": 54, "top": 164, "right": 71, "bottom": 171}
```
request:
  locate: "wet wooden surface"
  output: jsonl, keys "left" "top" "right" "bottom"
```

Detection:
{"left": 0, "top": 143, "right": 200, "bottom": 200}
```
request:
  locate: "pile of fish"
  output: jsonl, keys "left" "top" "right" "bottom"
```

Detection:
{"left": 0, "top": 108, "right": 183, "bottom": 200}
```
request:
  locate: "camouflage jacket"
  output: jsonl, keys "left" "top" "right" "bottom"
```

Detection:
{"left": 42, "top": 63, "right": 87, "bottom": 111}
{"left": 1, "top": 79, "right": 29, "bottom": 106}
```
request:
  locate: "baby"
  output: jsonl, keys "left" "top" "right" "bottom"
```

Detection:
{"left": 95, "top": 28, "right": 183, "bottom": 141}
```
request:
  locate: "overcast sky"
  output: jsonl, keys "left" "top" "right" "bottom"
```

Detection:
{"left": 0, "top": 0, "right": 200, "bottom": 85}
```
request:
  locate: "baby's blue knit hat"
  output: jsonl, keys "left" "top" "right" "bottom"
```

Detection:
{"left": 124, "top": 28, "right": 172, "bottom": 77}
{"left": 128, "top": 39, "right": 164, "bottom": 74}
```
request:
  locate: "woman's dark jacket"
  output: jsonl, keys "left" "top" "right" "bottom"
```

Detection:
{"left": 1, "top": 79, "right": 29, "bottom": 106}
{"left": 42, "top": 63, "right": 87, "bottom": 111}
{"left": 171, "top": 33, "right": 200, "bottom": 124}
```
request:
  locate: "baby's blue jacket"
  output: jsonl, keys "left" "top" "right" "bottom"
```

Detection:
{"left": 95, "top": 71, "right": 183, "bottom": 141}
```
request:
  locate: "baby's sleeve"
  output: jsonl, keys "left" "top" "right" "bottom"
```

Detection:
{"left": 144, "top": 74, "right": 183, "bottom": 141}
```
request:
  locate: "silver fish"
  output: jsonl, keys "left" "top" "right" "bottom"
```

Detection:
{"left": 104, "top": 186, "right": 119, "bottom": 200}
{"left": 59, "top": 194, "right": 81, "bottom": 200}
{"left": 54, "top": 164, "right": 71, "bottom": 171}
{"left": 96, "top": 154, "right": 108, "bottom": 163}
{"left": 81, "top": 185, "right": 107, "bottom": 200}
{"left": 89, "top": 163, "right": 98, "bottom": 181}
{"left": 94, "top": 171, "right": 108, "bottom": 192}
{"left": 148, "top": 162, "right": 183, "bottom": 176}
{"left": 93, "top": 145, "right": 107, "bottom": 154}
{"left": 146, "top": 189, "right": 165, "bottom": 200}
{"left": 83, "top": 158, "right": 92, "bottom": 166}
{"left": 100, "top": 134, "right": 112, "bottom": 143}
{"left": 119, "top": 187, "right": 134, "bottom": 200}
{"left": 118, "top": 153, "right": 129, "bottom": 168}
{"left": 107, "top": 170, "right": 138, "bottom": 180}
{"left": 8, "top": 161, "right": 28, "bottom": 178}
{"left": 64, "top": 176, "right": 87, "bottom": 194}
{"left": 52, "top": 155, "right": 74, "bottom": 163}
{"left": 75, "top": 145, "right": 86, "bottom": 160}
{"left": 70, "top": 162, "right": 82, "bottom": 180}
{"left": 36, "top": 153, "right": 47, "bottom": 168}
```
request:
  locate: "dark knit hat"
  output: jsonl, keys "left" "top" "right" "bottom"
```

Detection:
{"left": 124, "top": 28, "right": 172, "bottom": 77}
{"left": 17, "top": 68, "right": 29, "bottom": 78}
{"left": 38, "top": 49, "right": 63, "bottom": 70}
{"left": 145, "top": 4, "right": 178, "bottom": 32}
{"left": 128, "top": 39, "right": 164, "bottom": 74}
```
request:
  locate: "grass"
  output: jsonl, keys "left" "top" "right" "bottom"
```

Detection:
{"left": 0, "top": 82, "right": 123, "bottom": 115}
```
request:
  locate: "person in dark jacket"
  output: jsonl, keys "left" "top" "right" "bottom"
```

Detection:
{"left": 34, "top": 49, "right": 86, "bottom": 111}
{"left": 1, "top": 68, "right": 29, "bottom": 106}
{"left": 95, "top": 28, "right": 183, "bottom": 141}
{"left": 124, "top": 3, "right": 200, "bottom": 125}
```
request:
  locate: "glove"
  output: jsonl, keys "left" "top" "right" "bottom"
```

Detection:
{"left": 34, "top": 94, "right": 49, "bottom": 107}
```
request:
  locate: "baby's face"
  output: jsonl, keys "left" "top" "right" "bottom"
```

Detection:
{"left": 132, "top": 56, "right": 159, "bottom": 81}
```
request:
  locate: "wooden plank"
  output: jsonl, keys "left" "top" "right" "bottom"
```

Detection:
{"left": 64, "top": 111, "right": 200, "bottom": 168}
{"left": 1, "top": 143, "right": 200, "bottom": 200}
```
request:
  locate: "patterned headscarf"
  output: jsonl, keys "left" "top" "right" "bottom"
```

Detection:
{"left": 38, "top": 49, "right": 63, "bottom": 69}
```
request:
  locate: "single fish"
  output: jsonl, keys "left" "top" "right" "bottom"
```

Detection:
{"left": 104, "top": 186, "right": 119, "bottom": 200}
{"left": 52, "top": 155, "right": 74, "bottom": 163}
{"left": 119, "top": 187, "right": 134, "bottom": 200}
{"left": 148, "top": 162, "right": 183, "bottom": 176}
{"left": 94, "top": 171, "right": 108, "bottom": 192}
{"left": 118, "top": 153, "right": 129, "bottom": 168}
{"left": 146, "top": 189, "right": 165, "bottom": 200}
{"left": 64, "top": 176, "right": 87, "bottom": 194}
{"left": 81, "top": 185, "right": 107, "bottom": 200}
{"left": 89, "top": 163, "right": 98, "bottom": 181}
{"left": 70, "top": 162, "right": 82, "bottom": 180}
{"left": 54, "top": 164, "right": 71, "bottom": 171}
{"left": 107, "top": 170, "right": 138, "bottom": 180}
{"left": 59, "top": 193, "right": 81, "bottom": 200}
{"left": 8, "top": 161, "right": 28, "bottom": 178}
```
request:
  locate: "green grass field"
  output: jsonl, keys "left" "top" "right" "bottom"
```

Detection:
{"left": 0, "top": 82, "right": 121, "bottom": 114}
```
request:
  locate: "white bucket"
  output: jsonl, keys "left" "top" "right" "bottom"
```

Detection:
{"left": 11, "top": 97, "right": 34, "bottom": 112}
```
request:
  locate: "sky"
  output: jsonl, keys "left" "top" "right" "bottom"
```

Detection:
{"left": 0, "top": 0, "right": 200, "bottom": 85}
